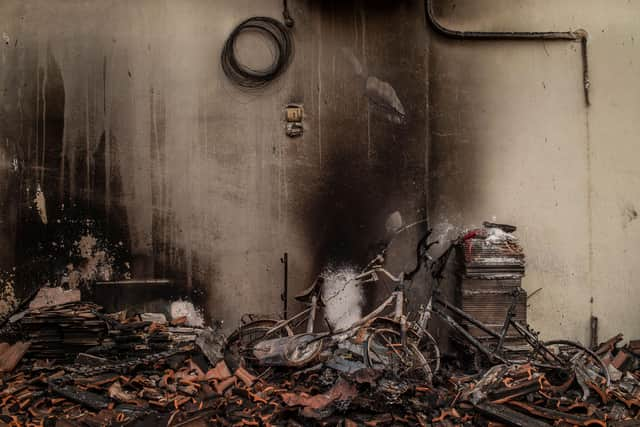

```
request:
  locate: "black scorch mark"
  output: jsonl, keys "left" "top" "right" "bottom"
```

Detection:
{"left": 623, "top": 204, "right": 638, "bottom": 228}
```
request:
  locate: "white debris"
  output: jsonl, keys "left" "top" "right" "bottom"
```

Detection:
{"left": 608, "top": 364, "right": 623, "bottom": 383}
{"left": 62, "top": 234, "right": 114, "bottom": 288}
{"left": 321, "top": 265, "right": 363, "bottom": 331}
{"left": 170, "top": 300, "right": 205, "bottom": 327}
{"left": 140, "top": 313, "right": 167, "bottom": 324}
{"left": 29, "top": 287, "right": 81, "bottom": 310}
{"left": 0, "top": 273, "right": 18, "bottom": 320}
{"left": 34, "top": 184, "right": 48, "bottom": 224}
{"left": 485, "top": 227, "right": 518, "bottom": 244}
{"left": 385, "top": 211, "right": 403, "bottom": 234}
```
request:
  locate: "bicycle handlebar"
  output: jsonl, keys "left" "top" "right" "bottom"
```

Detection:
{"left": 356, "top": 267, "right": 402, "bottom": 283}
{"left": 356, "top": 221, "right": 460, "bottom": 289}
{"left": 359, "top": 224, "right": 433, "bottom": 284}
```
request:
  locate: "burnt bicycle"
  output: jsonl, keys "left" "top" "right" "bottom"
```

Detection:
{"left": 420, "top": 231, "right": 611, "bottom": 386}
{"left": 224, "top": 217, "right": 441, "bottom": 380}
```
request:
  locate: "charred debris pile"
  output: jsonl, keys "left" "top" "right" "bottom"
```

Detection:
{"left": 1, "top": 224, "right": 640, "bottom": 426}
{"left": 1, "top": 308, "right": 640, "bottom": 427}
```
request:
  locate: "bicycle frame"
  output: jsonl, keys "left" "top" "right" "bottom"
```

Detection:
{"left": 428, "top": 291, "right": 569, "bottom": 367}
{"left": 262, "top": 271, "right": 408, "bottom": 340}
{"left": 430, "top": 295, "right": 507, "bottom": 364}
{"left": 253, "top": 222, "right": 431, "bottom": 357}
{"left": 421, "top": 238, "right": 613, "bottom": 383}
{"left": 239, "top": 225, "right": 443, "bottom": 371}
{"left": 264, "top": 306, "right": 313, "bottom": 337}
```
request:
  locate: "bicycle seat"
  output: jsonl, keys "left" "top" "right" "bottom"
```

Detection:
{"left": 294, "top": 277, "right": 324, "bottom": 304}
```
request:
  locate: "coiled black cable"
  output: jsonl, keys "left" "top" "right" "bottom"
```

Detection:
{"left": 221, "top": 16, "right": 293, "bottom": 89}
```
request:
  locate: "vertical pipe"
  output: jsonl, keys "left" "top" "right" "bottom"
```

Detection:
{"left": 281, "top": 252, "right": 288, "bottom": 319}
{"left": 590, "top": 316, "right": 598, "bottom": 348}
{"left": 307, "top": 295, "right": 317, "bottom": 333}
{"left": 424, "top": 0, "right": 590, "bottom": 106}
{"left": 394, "top": 291, "right": 403, "bottom": 321}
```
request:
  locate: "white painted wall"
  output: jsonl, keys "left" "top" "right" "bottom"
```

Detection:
{"left": 429, "top": 0, "right": 640, "bottom": 344}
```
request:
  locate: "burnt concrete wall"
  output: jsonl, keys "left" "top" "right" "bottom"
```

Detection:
{"left": 0, "top": 1, "right": 428, "bottom": 327}
{"left": 429, "top": 0, "right": 640, "bottom": 343}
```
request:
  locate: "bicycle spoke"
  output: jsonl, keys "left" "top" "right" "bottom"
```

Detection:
{"left": 365, "top": 328, "right": 434, "bottom": 381}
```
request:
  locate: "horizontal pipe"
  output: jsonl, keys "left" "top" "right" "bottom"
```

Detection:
{"left": 425, "top": 0, "right": 590, "bottom": 105}
{"left": 94, "top": 279, "right": 173, "bottom": 286}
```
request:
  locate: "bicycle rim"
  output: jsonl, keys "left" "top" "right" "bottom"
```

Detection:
{"left": 365, "top": 328, "right": 432, "bottom": 380}
{"left": 539, "top": 339, "right": 610, "bottom": 387}
{"left": 225, "top": 319, "right": 293, "bottom": 375}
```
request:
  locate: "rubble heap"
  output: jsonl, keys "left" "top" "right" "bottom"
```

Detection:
{"left": 19, "top": 303, "right": 107, "bottom": 360}
{"left": 1, "top": 301, "right": 640, "bottom": 426}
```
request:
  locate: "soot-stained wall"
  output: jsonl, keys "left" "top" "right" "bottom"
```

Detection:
{"left": 0, "top": 0, "right": 429, "bottom": 327}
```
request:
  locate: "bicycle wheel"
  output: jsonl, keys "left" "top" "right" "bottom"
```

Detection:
{"left": 364, "top": 317, "right": 440, "bottom": 375}
{"left": 224, "top": 319, "right": 293, "bottom": 376}
{"left": 537, "top": 340, "right": 610, "bottom": 386}
{"left": 418, "top": 330, "right": 441, "bottom": 375}
{"left": 364, "top": 328, "right": 432, "bottom": 381}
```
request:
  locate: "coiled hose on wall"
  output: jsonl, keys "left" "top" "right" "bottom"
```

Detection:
{"left": 221, "top": 1, "right": 294, "bottom": 89}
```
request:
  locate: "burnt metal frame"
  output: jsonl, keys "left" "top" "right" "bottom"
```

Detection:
{"left": 263, "top": 269, "right": 410, "bottom": 340}
{"left": 429, "top": 289, "right": 562, "bottom": 366}
{"left": 426, "top": 241, "right": 609, "bottom": 385}
{"left": 262, "top": 222, "right": 433, "bottom": 343}
{"left": 243, "top": 258, "right": 436, "bottom": 375}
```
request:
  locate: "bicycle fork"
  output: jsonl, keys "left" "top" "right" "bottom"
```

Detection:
{"left": 415, "top": 297, "right": 433, "bottom": 341}
{"left": 393, "top": 274, "right": 409, "bottom": 346}
{"left": 306, "top": 295, "right": 318, "bottom": 333}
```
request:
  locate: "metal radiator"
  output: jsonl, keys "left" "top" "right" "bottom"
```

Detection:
{"left": 458, "top": 224, "right": 527, "bottom": 346}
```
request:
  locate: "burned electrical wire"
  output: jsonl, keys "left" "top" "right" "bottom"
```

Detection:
{"left": 282, "top": 0, "right": 294, "bottom": 28}
{"left": 221, "top": 16, "right": 293, "bottom": 89}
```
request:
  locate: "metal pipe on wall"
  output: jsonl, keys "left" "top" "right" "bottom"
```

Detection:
{"left": 424, "top": 0, "right": 590, "bottom": 106}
